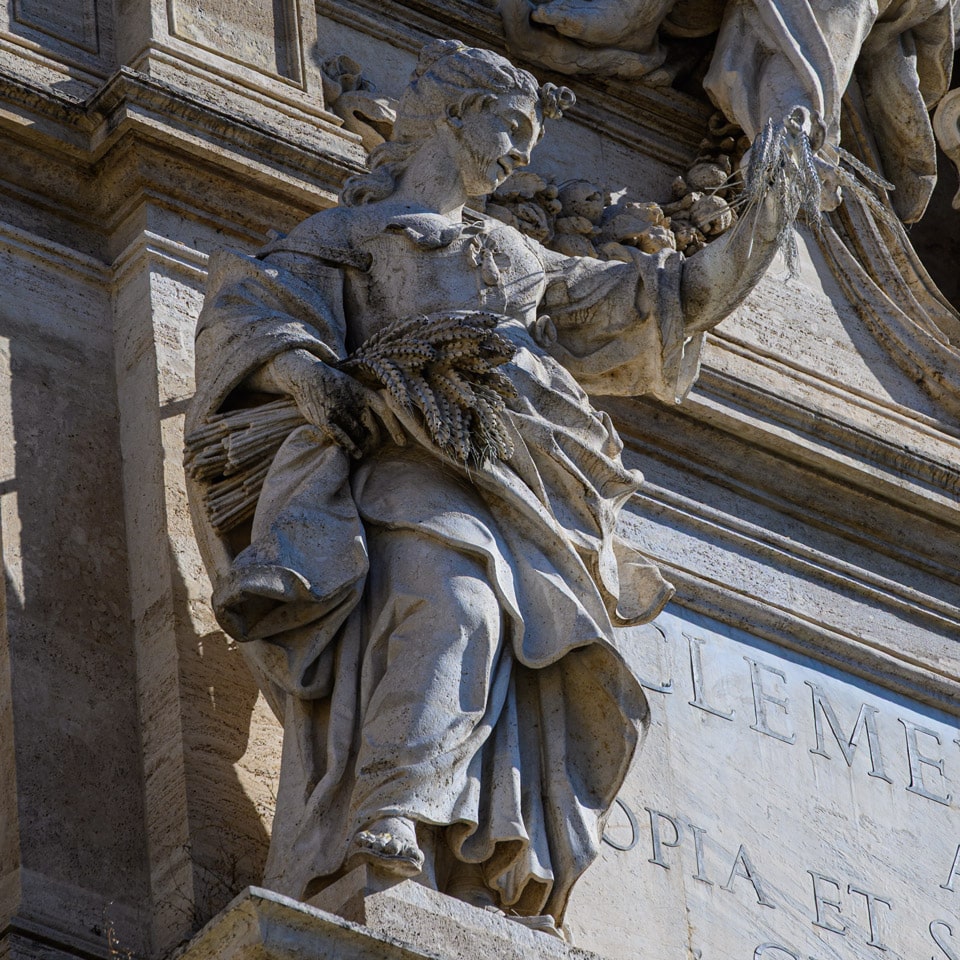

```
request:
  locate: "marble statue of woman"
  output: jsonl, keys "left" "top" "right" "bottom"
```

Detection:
{"left": 186, "top": 39, "right": 793, "bottom": 934}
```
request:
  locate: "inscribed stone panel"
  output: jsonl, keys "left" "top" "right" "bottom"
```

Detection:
{"left": 566, "top": 609, "right": 960, "bottom": 960}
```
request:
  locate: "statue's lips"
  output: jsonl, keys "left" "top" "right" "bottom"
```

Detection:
{"left": 497, "top": 159, "right": 515, "bottom": 179}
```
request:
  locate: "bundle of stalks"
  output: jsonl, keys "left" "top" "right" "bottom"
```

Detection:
{"left": 707, "top": 107, "right": 899, "bottom": 279}
{"left": 184, "top": 398, "right": 303, "bottom": 532}
{"left": 341, "top": 310, "right": 518, "bottom": 465}
{"left": 185, "top": 311, "right": 518, "bottom": 534}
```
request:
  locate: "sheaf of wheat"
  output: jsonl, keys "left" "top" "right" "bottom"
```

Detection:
{"left": 184, "top": 311, "right": 518, "bottom": 533}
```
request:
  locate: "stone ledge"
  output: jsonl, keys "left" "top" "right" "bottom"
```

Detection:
{"left": 0, "top": 65, "right": 365, "bottom": 224}
{"left": 309, "top": 867, "right": 605, "bottom": 960}
{"left": 173, "top": 884, "right": 608, "bottom": 960}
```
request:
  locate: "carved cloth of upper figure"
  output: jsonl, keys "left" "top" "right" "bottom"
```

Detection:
{"left": 501, "top": 0, "right": 954, "bottom": 222}
{"left": 186, "top": 40, "right": 793, "bottom": 928}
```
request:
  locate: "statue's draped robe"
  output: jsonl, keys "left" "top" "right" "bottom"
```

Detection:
{"left": 187, "top": 205, "right": 700, "bottom": 920}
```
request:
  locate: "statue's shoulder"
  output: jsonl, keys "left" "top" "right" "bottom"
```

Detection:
{"left": 287, "top": 205, "right": 357, "bottom": 244}
{"left": 258, "top": 205, "right": 371, "bottom": 270}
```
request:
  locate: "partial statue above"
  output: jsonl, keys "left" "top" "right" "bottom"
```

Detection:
{"left": 501, "top": 0, "right": 954, "bottom": 223}
{"left": 185, "top": 39, "right": 808, "bottom": 937}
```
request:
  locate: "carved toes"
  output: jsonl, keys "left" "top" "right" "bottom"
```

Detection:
{"left": 346, "top": 817, "right": 425, "bottom": 877}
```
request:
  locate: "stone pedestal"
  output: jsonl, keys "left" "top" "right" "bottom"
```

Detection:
{"left": 175, "top": 884, "right": 606, "bottom": 960}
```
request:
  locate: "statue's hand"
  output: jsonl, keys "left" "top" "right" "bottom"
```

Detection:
{"left": 783, "top": 107, "right": 844, "bottom": 212}
{"left": 269, "top": 349, "right": 405, "bottom": 457}
{"left": 783, "top": 106, "right": 823, "bottom": 151}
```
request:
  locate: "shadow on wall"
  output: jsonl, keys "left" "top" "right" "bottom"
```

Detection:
{"left": 0, "top": 303, "right": 151, "bottom": 949}
{"left": 909, "top": 142, "right": 960, "bottom": 311}
{"left": 149, "top": 352, "right": 281, "bottom": 941}
{"left": 170, "top": 551, "right": 278, "bottom": 931}
{"left": 0, "top": 264, "right": 280, "bottom": 955}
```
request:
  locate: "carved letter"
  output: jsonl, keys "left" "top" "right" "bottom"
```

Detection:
{"left": 806, "top": 682, "right": 892, "bottom": 782}
{"left": 941, "top": 845, "right": 960, "bottom": 891}
{"left": 646, "top": 808, "right": 682, "bottom": 868}
{"left": 745, "top": 656, "right": 796, "bottom": 744}
{"left": 809, "top": 871, "right": 848, "bottom": 935}
{"left": 847, "top": 884, "right": 893, "bottom": 951}
{"left": 602, "top": 797, "right": 639, "bottom": 852}
{"left": 754, "top": 945, "right": 799, "bottom": 960}
{"left": 634, "top": 622, "right": 674, "bottom": 694}
{"left": 722, "top": 845, "right": 775, "bottom": 908}
{"left": 931, "top": 921, "right": 959, "bottom": 960}
{"left": 690, "top": 823, "right": 713, "bottom": 884}
{"left": 687, "top": 634, "right": 735, "bottom": 720}
{"left": 900, "top": 719, "right": 953, "bottom": 806}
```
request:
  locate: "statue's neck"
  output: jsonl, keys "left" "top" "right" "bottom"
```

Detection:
{"left": 389, "top": 139, "right": 469, "bottom": 220}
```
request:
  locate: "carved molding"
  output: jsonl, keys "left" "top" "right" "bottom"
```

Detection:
{"left": 663, "top": 576, "right": 960, "bottom": 718}
{"left": 619, "top": 478, "right": 960, "bottom": 719}
{"left": 612, "top": 377, "right": 960, "bottom": 574}
{"left": 634, "top": 474, "right": 960, "bottom": 639}
{"left": 608, "top": 390, "right": 960, "bottom": 716}
{"left": 111, "top": 231, "right": 209, "bottom": 287}
{"left": 0, "top": 66, "right": 365, "bottom": 247}
{"left": 0, "top": 219, "right": 109, "bottom": 284}
{"left": 701, "top": 337, "right": 960, "bottom": 515}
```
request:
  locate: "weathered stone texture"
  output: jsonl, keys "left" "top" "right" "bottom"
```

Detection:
{"left": 1, "top": 2, "right": 959, "bottom": 959}
{"left": 0, "top": 227, "right": 149, "bottom": 953}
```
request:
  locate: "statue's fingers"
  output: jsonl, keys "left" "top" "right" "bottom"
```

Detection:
{"left": 327, "top": 421, "right": 363, "bottom": 459}
{"left": 785, "top": 105, "right": 812, "bottom": 138}
{"left": 367, "top": 394, "right": 407, "bottom": 446}
{"left": 304, "top": 392, "right": 363, "bottom": 457}
{"left": 358, "top": 406, "right": 384, "bottom": 449}
{"left": 337, "top": 405, "right": 372, "bottom": 448}
{"left": 296, "top": 394, "right": 327, "bottom": 430}
{"left": 530, "top": 0, "right": 635, "bottom": 43}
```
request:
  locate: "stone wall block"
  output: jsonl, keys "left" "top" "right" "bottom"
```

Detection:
{"left": 0, "top": 226, "right": 149, "bottom": 957}
{"left": 111, "top": 228, "right": 282, "bottom": 954}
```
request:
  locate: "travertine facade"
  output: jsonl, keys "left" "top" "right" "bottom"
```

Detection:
{"left": 1, "top": 3, "right": 959, "bottom": 960}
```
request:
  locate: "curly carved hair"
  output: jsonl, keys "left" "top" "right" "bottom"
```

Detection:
{"left": 340, "top": 40, "right": 573, "bottom": 207}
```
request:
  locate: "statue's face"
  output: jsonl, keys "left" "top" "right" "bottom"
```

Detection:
{"left": 455, "top": 92, "right": 542, "bottom": 196}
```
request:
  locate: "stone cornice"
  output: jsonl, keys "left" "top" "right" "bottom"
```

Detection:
{"left": 666, "top": 569, "right": 960, "bottom": 717}
{"left": 696, "top": 338, "right": 960, "bottom": 526}
{"left": 608, "top": 385, "right": 960, "bottom": 711}
{"left": 614, "top": 440, "right": 960, "bottom": 717}
{"left": 0, "top": 64, "right": 366, "bottom": 237}
{"left": 609, "top": 384, "right": 960, "bottom": 576}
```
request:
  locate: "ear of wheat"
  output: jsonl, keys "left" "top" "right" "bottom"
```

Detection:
{"left": 727, "top": 110, "right": 899, "bottom": 279}
{"left": 185, "top": 311, "right": 518, "bottom": 533}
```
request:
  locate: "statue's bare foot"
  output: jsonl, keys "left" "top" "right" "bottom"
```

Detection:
{"left": 347, "top": 816, "right": 424, "bottom": 877}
